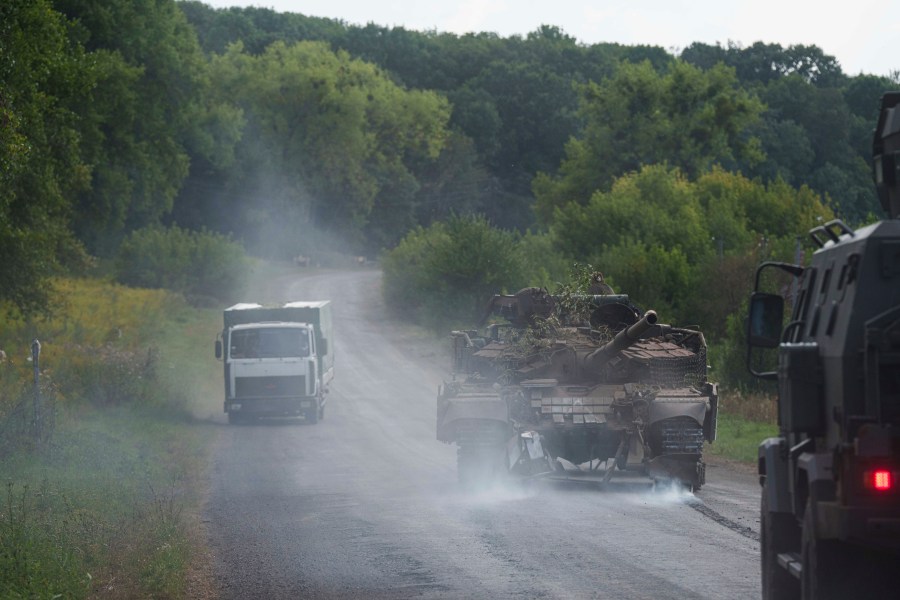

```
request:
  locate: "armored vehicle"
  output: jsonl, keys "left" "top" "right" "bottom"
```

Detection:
{"left": 750, "top": 92, "right": 900, "bottom": 599}
{"left": 437, "top": 286, "right": 718, "bottom": 489}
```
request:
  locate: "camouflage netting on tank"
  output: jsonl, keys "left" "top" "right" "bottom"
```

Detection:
{"left": 646, "top": 347, "right": 707, "bottom": 387}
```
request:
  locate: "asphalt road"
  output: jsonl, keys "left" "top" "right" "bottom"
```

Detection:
{"left": 205, "top": 269, "right": 761, "bottom": 599}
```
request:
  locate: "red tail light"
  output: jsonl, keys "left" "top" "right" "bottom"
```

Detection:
{"left": 867, "top": 469, "right": 893, "bottom": 491}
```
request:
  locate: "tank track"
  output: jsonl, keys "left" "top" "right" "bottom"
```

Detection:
{"left": 649, "top": 416, "right": 706, "bottom": 489}
{"left": 657, "top": 416, "right": 705, "bottom": 454}
{"left": 455, "top": 421, "right": 509, "bottom": 485}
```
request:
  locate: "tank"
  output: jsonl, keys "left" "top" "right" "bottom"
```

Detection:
{"left": 436, "top": 285, "right": 718, "bottom": 489}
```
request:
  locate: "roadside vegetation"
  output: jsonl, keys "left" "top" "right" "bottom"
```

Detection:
{"left": 0, "top": 278, "right": 221, "bottom": 598}
{"left": 708, "top": 391, "right": 779, "bottom": 463}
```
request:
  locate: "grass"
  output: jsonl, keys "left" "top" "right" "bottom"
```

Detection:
{"left": 708, "top": 412, "right": 779, "bottom": 463}
{"left": 708, "top": 389, "right": 779, "bottom": 463}
{"left": 0, "top": 277, "right": 221, "bottom": 598}
{"left": 1, "top": 409, "right": 206, "bottom": 598}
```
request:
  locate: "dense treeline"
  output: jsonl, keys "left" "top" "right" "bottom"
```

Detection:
{"left": 2, "top": 0, "right": 897, "bottom": 388}
{"left": 179, "top": 3, "right": 895, "bottom": 225}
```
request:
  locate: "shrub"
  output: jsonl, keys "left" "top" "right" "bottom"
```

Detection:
{"left": 115, "top": 226, "right": 249, "bottom": 305}
{"left": 383, "top": 215, "right": 529, "bottom": 330}
{"left": 51, "top": 344, "right": 159, "bottom": 407}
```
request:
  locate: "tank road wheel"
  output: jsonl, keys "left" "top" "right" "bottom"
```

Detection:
{"left": 760, "top": 483, "right": 800, "bottom": 600}
{"left": 694, "top": 461, "right": 706, "bottom": 491}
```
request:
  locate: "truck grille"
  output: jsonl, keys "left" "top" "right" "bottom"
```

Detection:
{"left": 235, "top": 376, "right": 305, "bottom": 398}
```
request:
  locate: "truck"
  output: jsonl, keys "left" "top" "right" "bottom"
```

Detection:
{"left": 749, "top": 92, "right": 900, "bottom": 599}
{"left": 215, "top": 301, "right": 334, "bottom": 424}
{"left": 437, "top": 285, "right": 718, "bottom": 490}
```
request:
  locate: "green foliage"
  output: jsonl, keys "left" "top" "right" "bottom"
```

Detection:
{"left": 548, "top": 165, "right": 833, "bottom": 335}
{"left": 516, "top": 231, "right": 570, "bottom": 290}
{"left": 600, "top": 242, "right": 693, "bottom": 318}
{"left": 179, "top": 6, "right": 896, "bottom": 254}
{"left": 115, "top": 225, "right": 249, "bottom": 304}
{"left": 708, "top": 413, "right": 778, "bottom": 463}
{"left": 534, "top": 60, "right": 765, "bottom": 222}
{"left": 0, "top": 277, "right": 217, "bottom": 597}
{"left": 0, "top": 0, "right": 93, "bottom": 315}
{"left": 0, "top": 482, "right": 92, "bottom": 598}
{"left": 682, "top": 41, "right": 844, "bottom": 88}
{"left": 383, "top": 215, "right": 530, "bottom": 329}
{"left": 180, "top": 6, "right": 680, "bottom": 234}
{"left": 0, "top": 416, "right": 204, "bottom": 598}
{"left": 53, "top": 0, "right": 237, "bottom": 255}
{"left": 0, "top": 278, "right": 180, "bottom": 410}
{"left": 198, "top": 39, "right": 450, "bottom": 254}
{"left": 552, "top": 165, "right": 711, "bottom": 262}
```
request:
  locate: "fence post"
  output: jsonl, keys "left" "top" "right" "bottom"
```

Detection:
{"left": 31, "top": 339, "right": 41, "bottom": 443}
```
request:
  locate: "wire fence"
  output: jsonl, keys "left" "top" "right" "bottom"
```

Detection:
{"left": 0, "top": 340, "right": 56, "bottom": 458}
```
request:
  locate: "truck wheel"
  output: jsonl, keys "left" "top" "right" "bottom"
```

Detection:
{"left": 227, "top": 412, "right": 244, "bottom": 425}
{"left": 801, "top": 499, "right": 895, "bottom": 598}
{"left": 318, "top": 403, "right": 325, "bottom": 421}
{"left": 800, "top": 500, "right": 847, "bottom": 600}
{"left": 306, "top": 406, "right": 319, "bottom": 424}
{"left": 761, "top": 483, "right": 799, "bottom": 600}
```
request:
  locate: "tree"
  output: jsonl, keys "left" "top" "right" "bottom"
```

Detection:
{"left": 533, "top": 60, "right": 764, "bottom": 223}
{"left": 53, "top": 0, "right": 231, "bottom": 254}
{"left": 683, "top": 41, "right": 845, "bottom": 88}
{"left": 0, "top": 0, "right": 92, "bottom": 313}
{"left": 680, "top": 42, "right": 728, "bottom": 71}
{"left": 744, "top": 116, "right": 815, "bottom": 185}
{"left": 550, "top": 165, "right": 713, "bottom": 268}
{"left": 204, "top": 40, "right": 450, "bottom": 254}
{"left": 382, "top": 215, "right": 528, "bottom": 329}
{"left": 761, "top": 76, "right": 876, "bottom": 221}
{"left": 548, "top": 165, "right": 833, "bottom": 329}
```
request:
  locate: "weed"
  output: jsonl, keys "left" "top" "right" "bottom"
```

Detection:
{"left": 0, "top": 278, "right": 217, "bottom": 597}
{"left": 0, "top": 482, "right": 92, "bottom": 599}
{"left": 719, "top": 388, "right": 777, "bottom": 424}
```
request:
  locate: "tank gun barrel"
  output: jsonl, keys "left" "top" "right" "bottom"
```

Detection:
{"left": 584, "top": 310, "right": 658, "bottom": 370}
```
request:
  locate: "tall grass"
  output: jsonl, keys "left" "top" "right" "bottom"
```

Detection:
{"left": 707, "top": 389, "right": 779, "bottom": 463}
{"left": 0, "top": 277, "right": 219, "bottom": 597}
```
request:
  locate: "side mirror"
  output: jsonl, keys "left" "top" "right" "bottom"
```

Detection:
{"left": 748, "top": 292, "right": 784, "bottom": 349}
{"left": 215, "top": 340, "right": 222, "bottom": 359}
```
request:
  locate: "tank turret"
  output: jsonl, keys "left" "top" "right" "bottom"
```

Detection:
{"left": 584, "top": 310, "right": 658, "bottom": 370}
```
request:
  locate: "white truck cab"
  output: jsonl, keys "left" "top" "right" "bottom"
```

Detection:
{"left": 216, "top": 302, "right": 333, "bottom": 424}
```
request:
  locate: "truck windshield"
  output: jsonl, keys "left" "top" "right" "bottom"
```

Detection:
{"left": 230, "top": 328, "right": 310, "bottom": 359}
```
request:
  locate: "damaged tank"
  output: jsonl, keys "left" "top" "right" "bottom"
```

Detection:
{"left": 436, "top": 286, "right": 718, "bottom": 489}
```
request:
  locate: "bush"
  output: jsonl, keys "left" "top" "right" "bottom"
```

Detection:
{"left": 383, "top": 215, "right": 530, "bottom": 330}
{"left": 115, "top": 226, "right": 249, "bottom": 305}
{"left": 52, "top": 344, "right": 159, "bottom": 407}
